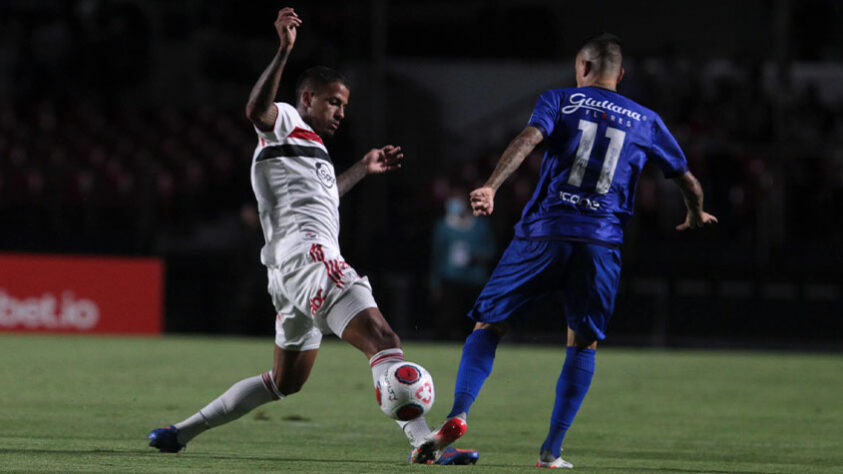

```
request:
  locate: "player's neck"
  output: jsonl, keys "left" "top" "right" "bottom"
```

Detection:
{"left": 579, "top": 78, "right": 617, "bottom": 92}
{"left": 297, "top": 105, "right": 310, "bottom": 123}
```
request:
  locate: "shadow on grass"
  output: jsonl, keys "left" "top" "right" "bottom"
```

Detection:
{"left": 569, "top": 448, "right": 796, "bottom": 474}
{"left": 0, "top": 448, "right": 400, "bottom": 466}
{"left": 574, "top": 467, "right": 773, "bottom": 474}
{"left": 2, "top": 448, "right": 811, "bottom": 472}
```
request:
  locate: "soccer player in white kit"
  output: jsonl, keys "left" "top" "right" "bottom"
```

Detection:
{"left": 148, "top": 7, "right": 477, "bottom": 465}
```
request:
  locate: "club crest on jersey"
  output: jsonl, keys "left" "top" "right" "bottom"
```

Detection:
{"left": 315, "top": 162, "right": 335, "bottom": 188}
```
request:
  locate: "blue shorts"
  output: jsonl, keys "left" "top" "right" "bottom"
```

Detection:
{"left": 468, "top": 238, "right": 621, "bottom": 342}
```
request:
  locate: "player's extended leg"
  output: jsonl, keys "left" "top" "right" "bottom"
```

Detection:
{"left": 447, "top": 322, "right": 505, "bottom": 420}
{"left": 339, "top": 305, "right": 478, "bottom": 465}
{"left": 423, "top": 239, "right": 556, "bottom": 464}
{"left": 339, "top": 306, "right": 433, "bottom": 444}
{"left": 148, "top": 346, "right": 318, "bottom": 452}
{"left": 405, "top": 321, "right": 502, "bottom": 465}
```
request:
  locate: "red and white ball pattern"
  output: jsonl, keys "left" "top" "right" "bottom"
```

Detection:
{"left": 376, "top": 362, "right": 435, "bottom": 421}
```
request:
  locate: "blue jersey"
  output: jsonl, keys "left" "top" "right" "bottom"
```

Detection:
{"left": 513, "top": 86, "right": 688, "bottom": 246}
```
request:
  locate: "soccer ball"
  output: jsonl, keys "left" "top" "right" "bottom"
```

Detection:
{"left": 376, "top": 362, "right": 435, "bottom": 421}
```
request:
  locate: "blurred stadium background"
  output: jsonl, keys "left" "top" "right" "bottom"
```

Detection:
{"left": 1, "top": 0, "right": 841, "bottom": 348}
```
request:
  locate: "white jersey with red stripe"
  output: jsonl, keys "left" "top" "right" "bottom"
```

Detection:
{"left": 251, "top": 102, "right": 340, "bottom": 267}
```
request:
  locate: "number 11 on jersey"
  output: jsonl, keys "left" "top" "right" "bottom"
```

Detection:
{"left": 567, "top": 119, "right": 626, "bottom": 195}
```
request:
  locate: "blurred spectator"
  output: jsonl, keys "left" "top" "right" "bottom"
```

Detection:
{"left": 429, "top": 189, "right": 496, "bottom": 339}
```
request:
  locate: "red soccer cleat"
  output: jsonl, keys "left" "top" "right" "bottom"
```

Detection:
{"left": 409, "top": 417, "right": 468, "bottom": 464}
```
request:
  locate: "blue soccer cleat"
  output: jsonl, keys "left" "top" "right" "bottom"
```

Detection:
{"left": 435, "top": 446, "right": 480, "bottom": 465}
{"left": 409, "top": 446, "right": 480, "bottom": 465}
{"left": 148, "top": 425, "right": 185, "bottom": 453}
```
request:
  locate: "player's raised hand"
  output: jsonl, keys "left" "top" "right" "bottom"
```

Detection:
{"left": 676, "top": 210, "right": 718, "bottom": 231}
{"left": 469, "top": 186, "right": 495, "bottom": 216}
{"left": 363, "top": 145, "right": 404, "bottom": 174}
{"left": 275, "top": 7, "right": 301, "bottom": 52}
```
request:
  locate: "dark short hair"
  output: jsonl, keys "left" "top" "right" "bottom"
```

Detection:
{"left": 577, "top": 33, "right": 623, "bottom": 74}
{"left": 295, "top": 66, "right": 347, "bottom": 104}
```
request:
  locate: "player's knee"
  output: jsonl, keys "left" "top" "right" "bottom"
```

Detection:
{"left": 275, "top": 375, "right": 306, "bottom": 396}
{"left": 567, "top": 327, "right": 599, "bottom": 349}
{"left": 571, "top": 335, "right": 598, "bottom": 350}
{"left": 279, "top": 382, "right": 304, "bottom": 396}
{"left": 474, "top": 321, "right": 507, "bottom": 337}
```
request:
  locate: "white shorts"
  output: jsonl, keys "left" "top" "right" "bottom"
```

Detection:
{"left": 267, "top": 243, "right": 377, "bottom": 351}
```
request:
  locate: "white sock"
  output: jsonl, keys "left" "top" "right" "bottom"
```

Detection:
{"left": 398, "top": 417, "right": 433, "bottom": 447}
{"left": 368, "top": 349, "right": 433, "bottom": 446}
{"left": 369, "top": 348, "right": 405, "bottom": 387}
{"left": 174, "top": 371, "right": 283, "bottom": 444}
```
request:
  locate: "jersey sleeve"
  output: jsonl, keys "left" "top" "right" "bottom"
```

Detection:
{"left": 254, "top": 102, "right": 297, "bottom": 143}
{"left": 648, "top": 115, "right": 689, "bottom": 179}
{"left": 526, "top": 90, "right": 560, "bottom": 138}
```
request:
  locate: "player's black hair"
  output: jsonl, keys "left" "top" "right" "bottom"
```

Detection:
{"left": 577, "top": 32, "right": 623, "bottom": 74}
{"left": 295, "top": 66, "right": 347, "bottom": 104}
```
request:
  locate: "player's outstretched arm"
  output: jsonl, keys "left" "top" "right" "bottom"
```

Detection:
{"left": 673, "top": 171, "right": 718, "bottom": 231}
{"left": 470, "top": 126, "right": 543, "bottom": 216}
{"left": 336, "top": 145, "right": 404, "bottom": 197}
{"left": 245, "top": 7, "right": 301, "bottom": 131}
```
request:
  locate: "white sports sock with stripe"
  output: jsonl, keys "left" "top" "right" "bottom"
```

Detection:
{"left": 369, "top": 348, "right": 432, "bottom": 447}
{"left": 174, "top": 371, "right": 283, "bottom": 444}
{"left": 369, "top": 348, "right": 405, "bottom": 387}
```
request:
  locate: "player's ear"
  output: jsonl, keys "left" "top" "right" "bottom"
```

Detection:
{"left": 616, "top": 67, "right": 625, "bottom": 84}
{"left": 301, "top": 90, "right": 313, "bottom": 108}
{"left": 582, "top": 59, "right": 593, "bottom": 78}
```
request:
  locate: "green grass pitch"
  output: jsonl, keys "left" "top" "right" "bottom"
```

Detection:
{"left": 2, "top": 334, "right": 842, "bottom": 473}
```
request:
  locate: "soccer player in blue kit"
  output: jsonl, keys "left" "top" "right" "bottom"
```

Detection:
{"left": 414, "top": 34, "right": 717, "bottom": 468}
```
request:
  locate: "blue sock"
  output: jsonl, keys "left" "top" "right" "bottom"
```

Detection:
{"left": 447, "top": 328, "right": 500, "bottom": 418}
{"left": 540, "top": 346, "right": 596, "bottom": 458}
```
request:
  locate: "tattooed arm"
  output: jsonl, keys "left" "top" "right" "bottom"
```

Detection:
{"left": 469, "top": 126, "right": 544, "bottom": 216}
{"left": 673, "top": 171, "right": 718, "bottom": 230}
